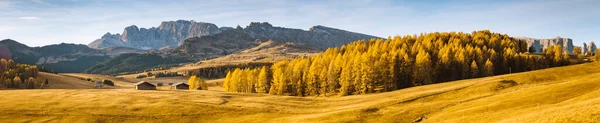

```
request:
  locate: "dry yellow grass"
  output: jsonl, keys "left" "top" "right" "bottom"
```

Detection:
{"left": 3, "top": 63, "right": 600, "bottom": 122}
{"left": 36, "top": 72, "right": 117, "bottom": 89}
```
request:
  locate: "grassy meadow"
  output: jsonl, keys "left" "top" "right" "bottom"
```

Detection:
{"left": 1, "top": 62, "right": 600, "bottom": 122}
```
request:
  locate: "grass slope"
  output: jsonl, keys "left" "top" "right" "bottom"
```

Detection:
{"left": 36, "top": 72, "right": 116, "bottom": 89}
{"left": 2, "top": 63, "right": 600, "bottom": 122}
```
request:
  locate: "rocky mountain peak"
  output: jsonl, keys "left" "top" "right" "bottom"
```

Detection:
{"left": 102, "top": 32, "right": 112, "bottom": 38}
{"left": 89, "top": 20, "right": 225, "bottom": 50}
{"left": 246, "top": 22, "right": 273, "bottom": 29}
{"left": 588, "top": 41, "right": 597, "bottom": 54}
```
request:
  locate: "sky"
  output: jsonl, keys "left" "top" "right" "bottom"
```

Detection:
{"left": 0, "top": 0, "right": 599, "bottom": 47}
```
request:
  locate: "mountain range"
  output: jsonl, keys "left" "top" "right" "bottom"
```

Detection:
{"left": 0, "top": 39, "right": 110, "bottom": 72}
{"left": 1, "top": 20, "right": 589, "bottom": 74}
{"left": 82, "top": 20, "right": 380, "bottom": 74}
{"left": 88, "top": 20, "right": 378, "bottom": 51}
{"left": 88, "top": 20, "right": 232, "bottom": 50}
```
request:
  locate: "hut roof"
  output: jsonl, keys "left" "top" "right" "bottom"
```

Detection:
{"left": 173, "top": 82, "right": 188, "bottom": 86}
{"left": 135, "top": 81, "right": 154, "bottom": 86}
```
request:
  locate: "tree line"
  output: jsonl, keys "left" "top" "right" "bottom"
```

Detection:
{"left": 223, "top": 30, "right": 582, "bottom": 96}
{"left": 186, "top": 62, "right": 272, "bottom": 79}
{"left": 0, "top": 59, "right": 45, "bottom": 89}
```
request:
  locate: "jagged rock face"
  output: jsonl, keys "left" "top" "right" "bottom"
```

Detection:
{"left": 515, "top": 37, "right": 574, "bottom": 54}
{"left": 175, "top": 22, "right": 379, "bottom": 58}
{"left": 583, "top": 43, "right": 588, "bottom": 54}
{"left": 589, "top": 41, "right": 597, "bottom": 54}
{"left": 89, "top": 20, "right": 230, "bottom": 50}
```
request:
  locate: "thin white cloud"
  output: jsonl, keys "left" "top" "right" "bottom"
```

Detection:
{"left": 0, "top": 0, "right": 10, "bottom": 8}
{"left": 31, "top": 0, "right": 51, "bottom": 5}
{"left": 19, "top": 16, "right": 41, "bottom": 20}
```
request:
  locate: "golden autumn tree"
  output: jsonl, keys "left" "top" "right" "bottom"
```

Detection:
{"left": 188, "top": 76, "right": 208, "bottom": 90}
{"left": 222, "top": 30, "right": 575, "bottom": 96}
{"left": 413, "top": 50, "right": 433, "bottom": 85}
{"left": 257, "top": 66, "right": 270, "bottom": 94}
{"left": 482, "top": 59, "right": 494, "bottom": 77}
{"left": 270, "top": 60, "right": 288, "bottom": 95}
{"left": 573, "top": 46, "right": 583, "bottom": 63}
{"left": 470, "top": 61, "right": 479, "bottom": 78}
{"left": 224, "top": 71, "right": 232, "bottom": 91}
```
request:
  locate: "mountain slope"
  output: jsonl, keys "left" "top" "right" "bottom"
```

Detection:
{"left": 85, "top": 21, "right": 378, "bottom": 75}
{"left": 174, "top": 22, "right": 378, "bottom": 58}
{"left": 0, "top": 39, "right": 110, "bottom": 73}
{"left": 84, "top": 53, "right": 191, "bottom": 75}
{"left": 0, "top": 39, "right": 146, "bottom": 73}
{"left": 1, "top": 62, "right": 600, "bottom": 122}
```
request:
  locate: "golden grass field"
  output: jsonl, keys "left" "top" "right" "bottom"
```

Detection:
{"left": 2, "top": 62, "right": 600, "bottom": 122}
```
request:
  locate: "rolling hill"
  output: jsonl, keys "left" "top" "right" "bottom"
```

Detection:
{"left": 83, "top": 20, "right": 379, "bottom": 75}
{"left": 1, "top": 62, "right": 600, "bottom": 122}
{"left": 0, "top": 39, "right": 146, "bottom": 73}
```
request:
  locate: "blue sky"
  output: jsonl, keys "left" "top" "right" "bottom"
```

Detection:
{"left": 1, "top": 0, "right": 599, "bottom": 47}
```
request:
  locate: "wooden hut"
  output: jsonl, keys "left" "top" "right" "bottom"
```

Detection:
{"left": 135, "top": 81, "right": 156, "bottom": 90}
{"left": 172, "top": 82, "right": 189, "bottom": 90}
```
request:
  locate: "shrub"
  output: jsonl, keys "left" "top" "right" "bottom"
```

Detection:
{"left": 136, "top": 75, "right": 147, "bottom": 79}
{"left": 157, "top": 82, "right": 163, "bottom": 86}
{"left": 86, "top": 78, "right": 92, "bottom": 81}
{"left": 102, "top": 80, "right": 115, "bottom": 86}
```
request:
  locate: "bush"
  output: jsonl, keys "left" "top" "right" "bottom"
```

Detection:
{"left": 103, "top": 80, "right": 115, "bottom": 86}
{"left": 157, "top": 82, "right": 163, "bottom": 86}
{"left": 153, "top": 71, "right": 182, "bottom": 78}
{"left": 86, "top": 78, "right": 92, "bottom": 81}
{"left": 136, "top": 75, "right": 147, "bottom": 79}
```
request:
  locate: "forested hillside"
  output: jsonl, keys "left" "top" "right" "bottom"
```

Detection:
{"left": 0, "top": 59, "right": 43, "bottom": 89}
{"left": 85, "top": 53, "right": 191, "bottom": 75}
{"left": 224, "top": 30, "right": 583, "bottom": 96}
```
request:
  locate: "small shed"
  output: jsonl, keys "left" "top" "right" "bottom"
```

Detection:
{"left": 95, "top": 80, "right": 103, "bottom": 89}
{"left": 135, "top": 81, "right": 156, "bottom": 90}
{"left": 172, "top": 82, "right": 189, "bottom": 90}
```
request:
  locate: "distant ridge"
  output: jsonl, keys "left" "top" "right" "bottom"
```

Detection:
{"left": 89, "top": 20, "right": 379, "bottom": 50}
{"left": 0, "top": 39, "right": 146, "bottom": 73}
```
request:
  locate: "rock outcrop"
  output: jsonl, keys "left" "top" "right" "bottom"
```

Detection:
{"left": 583, "top": 43, "right": 588, "bottom": 55}
{"left": 89, "top": 20, "right": 231, "bottom": 50}
{"left": 588, "top": 41, "right": 597, "bottom": 55}
{"left": 515, "top": 37, "right": 574, "bottom": 54}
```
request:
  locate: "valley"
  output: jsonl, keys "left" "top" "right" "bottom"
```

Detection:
{"left": 2, "top": 62, "right": 600, "bottom": 122}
